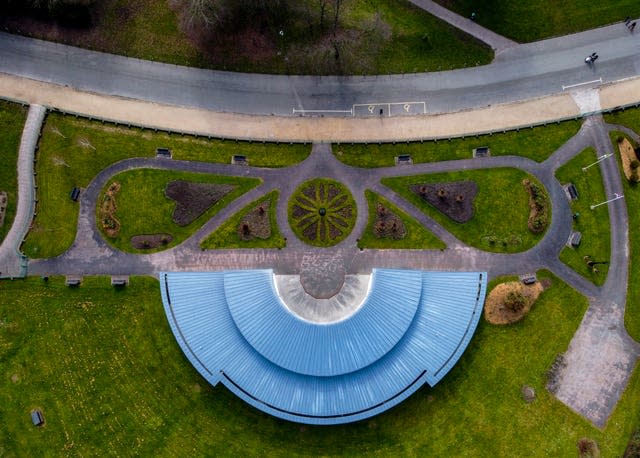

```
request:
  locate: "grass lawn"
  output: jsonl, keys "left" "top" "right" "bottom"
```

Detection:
{"left": 610, "top": 132, "right": 640, "bottom": 341}
{"left": 98, "top": 170, "right": 260, "bottom": 253}
{"left": 555, "top": 148, "right": 610, "bottom": 286}
{"left": 382, "top": 168, "right": 550, "bottom": 253}
{"left": 333, "top": 120, "right": 582, "bottom": 167}
{"left": 605, "top": 107, "right": 640, "bottom": 135}
{"left": 22, "top": 113, "right": 307, "bottom": 259}
{"left": 433, "top": 0, "right": 640, "bottom": 42}
{"left": 0, "top": 101, "right": 27, "bottom": 244}
{"left": 0, "top": 0, "right": 491, "bottom": 75}
{"left": 1, "top": 273, "right": 638, "bottom": 456}
{"left": 357, "top": 190, "right": 445, "bottom": 249}
{"left": 200, "top": 190, "right": 285, "bottom": 249}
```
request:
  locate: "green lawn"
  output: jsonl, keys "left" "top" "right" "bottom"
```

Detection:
{"left": 98, "top": 169, "right": 260, "bottom": 253}
{"left": 0, "top": 101, "right": 27, "bottom": 244}
{"left": 1, "top": 0, "right": 491, "bottom": 75}
{"left": 610, "top": 132, "right": 640, "bottom": 341}
{"left": 334, "top": 120, "right": 582, "bottom": 168}
{"left": 200, "top": 190, "right": 286, "bottom": 249}
{"left": 382, "top": 168, "right": 550, "bottom": 253}
{"left": 1, "top": 273, "right": 638, "bottom": 456}
{"left": 434, "top": 0, "right": 640, "bottom": 42}
{"left": 357, "top": 190, "right": 445, "bottom": 249}
{"left": 605, "top": 107, "right": 640, "bottom": 135}
{"left": 555, "top": 148, "right": 610, "bottom": 286}
{"left": 22, "top": 113, "right": 307, "bottom": 259}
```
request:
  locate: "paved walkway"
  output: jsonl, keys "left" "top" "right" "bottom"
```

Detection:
{"left": 0, "top": 104, "right": 44, "bottom": 278}
{"left": 407, "top": 0, "right": 518, "bottom": 53}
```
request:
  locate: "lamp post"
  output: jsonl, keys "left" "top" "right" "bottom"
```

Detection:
{"left": 582, "top": 153, "right": 612, "bottom": 172}
{"left": 590, "top": 193, "right": 624, "bottom": 210}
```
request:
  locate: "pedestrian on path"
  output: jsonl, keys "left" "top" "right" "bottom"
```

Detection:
{"left": 625, "top": 16, "right": 630, "bottom": 25}
{"left": 630, "top": 22, "right": 637, "bottom": 32}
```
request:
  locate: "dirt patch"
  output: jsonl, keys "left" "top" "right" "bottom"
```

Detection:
{"left": 617, "top": 137, "right": 640, "bottom": 182}
{"left": 99, "top": 182, "right": 121, "bottom": 238}
{"left": 484, "top": 281, "right": 545, "bottom": 325}
{"left": 373, "top": 202, "right": 406, "bottom": 240}
{"left": 165, "top": 180, "right": 235, "bottom": 226}
{"left": 522, "top": 179, "right": 549, "bottom": 233}
{"left": 410, "top": 181, "right": 478, "bottom": 223}
{"left": 130, "top": 233, "right": 173, "bottom": 250}
{"left": 237, "top": 199, "right": 272, "bottom": 241}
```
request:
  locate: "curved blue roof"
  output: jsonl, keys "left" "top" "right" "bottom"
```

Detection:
{"left": 160, "top": 269, "right": 486, "bottom": 425}
{"left": 225, "top": 269, "right": 422, "bottom": 376}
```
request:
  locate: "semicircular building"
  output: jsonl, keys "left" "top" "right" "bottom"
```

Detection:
{"left": 160, "top": 269, "right": 486, "bottom": 425}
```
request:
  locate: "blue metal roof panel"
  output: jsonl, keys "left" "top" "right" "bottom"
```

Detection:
{"left": 159, "top": 269, "right": 487, "bottom": 425}
{"left": 224, "top": 269, "right": 422, "bottom": 377}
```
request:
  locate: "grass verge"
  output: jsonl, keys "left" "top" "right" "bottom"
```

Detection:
{"left": 1, "top": 273, "right": 638, "bottom": 456}
{"left": 97, "top": 170, "right": 260, "bottom": 253}
{"left": 605, "top": 107, "right": 640, "bottom": 135}
{"left": 200, "top": 190, "right": 285, "bottom": 249}
{"left": 22, "top": 113, "right": 306, "bottom": 258}
{"left": 433, "top": 0, "right": 640, "bottom": 42}
{"left": 357, "top": 190, "right": 445, "bottom": 249}
{"left": 333, "top": 120, "right": 582, "bottom": 167}
{"left": 555, "top": 148, "right": 610, "bottom": 285}
{"left": 0, "top": 101, "right": 27, "bottom": 244}
{"left": 610, "top": 131, "right": 640, "bottom": 341}
{"left": 382, "top": 168, "right": 550, "bottom": 253}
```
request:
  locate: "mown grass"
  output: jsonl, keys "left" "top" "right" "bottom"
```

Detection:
{"left": 200, "top": 190, "right": 285, "bottom": 249}
{"left": 0, "top": 101, "right": 27, "bottom": 244}
{"left": 334, "top": 120, "right": 582, "bottom": 167}
{"left": 357, "top": 190, "right": 445, "bottom": 249}
{"left": 555, "top": 148, "right": 610, "bottom": 285}
{"left": 434, "top": 0, "right": 640, "bottom": 42}
{"left": 98, "top": 170, "right": 260, "bottom": 253}
{"left": 610, "top": 131, "right": 640, "bottom": 341}
{"left": 605, "top": 107, "right": 640, "bottom": 135}
{"left": 382, "top": 168, "right": 550, "bottom": 253}
{"left": 22, "top": 113, "right": 307, "bottom": 259}
{"left": 1, "top": 273, "right": 638, "bottom": 456}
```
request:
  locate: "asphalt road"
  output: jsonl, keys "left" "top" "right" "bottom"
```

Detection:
{"left": 0, "top": 23, "right": 638, "bottom": 117}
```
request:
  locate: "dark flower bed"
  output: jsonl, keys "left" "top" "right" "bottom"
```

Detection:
{"left": 130, "top": 233, "right": 173, "bottom": 250}
{"left": 373, "top": 203, "right": 406, "bottom": 239}
{"left": 165, "top": 180, "right": 235, "bottom": 226}
{"left": 237, "top": 199, "right": 272, "bottom": 241}
{"left": 410, "top": 181, "right": 478, "bottom": 223}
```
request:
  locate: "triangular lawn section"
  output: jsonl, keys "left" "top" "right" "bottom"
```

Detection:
{"left": 358, "top": 190, "right": 445, "bottom": 249}
{"left": 200, "top": 190, "right": 285, "bottom": 249}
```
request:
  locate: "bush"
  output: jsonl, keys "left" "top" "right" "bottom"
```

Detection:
{"left": 504, "top": 291, "right": 527, "bottom": 313}
{"left": 577, "top": 437, "right": 600, "bottom": 458}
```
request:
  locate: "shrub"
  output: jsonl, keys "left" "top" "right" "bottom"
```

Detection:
{"left": 577, "top": 437, "right": 600, "bottom": 458}
{"left": 504, "top": 291, "right": 527, "bottom": 313}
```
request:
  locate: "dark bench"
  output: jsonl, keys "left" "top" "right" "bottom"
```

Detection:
{"left": 473, "top": 147, "right": 490, "bottom": 158}
{"left": 519, "top": 273, "right": 537, "bottom": 285}
{"left": 564, "top": 183, "right": 578, "bottom": 200}
{"left": 156, "top": 147, "right": 172, "bottom": 159}
{"left": 569, "top": 231, "right": 582, "bottom": 248}
{"left": 111, "top": 276, "right": 129, "bottom": 287}
{"left": 65, "top": 276, "right": 82, "bottom": 287}
{"left": 70, "top": 187, "right": 80, "bottom": 201}
{"left": 395, "top": 154, "right": 412, "bottom": 165}
{"left": 31, "top": 409, "right": 45, "bottom": 426}
{"left": 231, "top": 155, "right": 248, "bottom": 165}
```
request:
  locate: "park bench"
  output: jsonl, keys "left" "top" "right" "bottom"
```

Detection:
{"left": 70, "top": 187, "right": 80, "bottom": 201}
{"left": 395, "top": 154, "right": 413, "bottom": 165}
{"left": 156, "top": 147, "right": 172, "bottom": 159}
{"left": 472, "top": 147, "right": 490, "bottom": 158}
{"left": 569, "top": 231, "right": 582, "bottom": 248}
{"left": 31, "top": 409, "right": 44, "bottom": 426}
{"left": 232, "top": 155, "right": 248, "bottom": 165}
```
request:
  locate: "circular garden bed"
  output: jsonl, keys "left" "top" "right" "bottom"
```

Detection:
{"left": 288, "top": 178, "right": 356, "bottom": 247}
